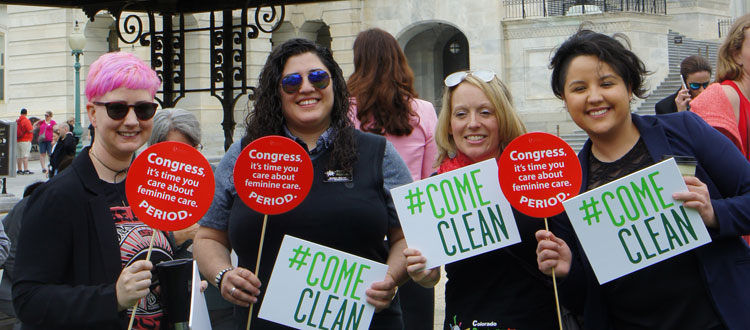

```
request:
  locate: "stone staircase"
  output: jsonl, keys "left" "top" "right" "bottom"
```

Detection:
{"left": 560, "top": 30, "right": 720, "bottom": 152}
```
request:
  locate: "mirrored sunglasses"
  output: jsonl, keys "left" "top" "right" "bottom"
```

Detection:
{"left": 444, "top": 70, "right": 496, "bottom": 87}
{"left": 281, "top": 70, "right": 330, "bottom": 94}
{"left": 93, "top": 101, "right": 158, "bottom": 120}
{"left": 688, "top": 82, "right": 710, "bottom": 90}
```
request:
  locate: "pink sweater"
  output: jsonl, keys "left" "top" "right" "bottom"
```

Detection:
{"left": 350, "top": 98, "right": 438, "bottom": 181}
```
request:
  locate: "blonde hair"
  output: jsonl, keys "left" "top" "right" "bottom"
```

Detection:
{"left": 435, "top": 74, "right": 527, "bottom": 166}
{"left": 717, "top": 14, "right": 750, "bottom": 82}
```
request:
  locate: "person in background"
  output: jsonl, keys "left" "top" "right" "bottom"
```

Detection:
{"left": 0, "top": 181, "right": 47, "bottom": 330}
{"left": 405, "top": 69, "right": 561, "bottom": 329}
{"left": 49, "top": 123, "right": 76, "bottom": 179}
{"left": 536, "top": 29, "right": 750, "bottom": 330}
{"left": 347, "top": 28, "right": 437, "bottom": 330}
{"left": 194, "top": 38, "right": 411, "bottom": 329}
{"left": 12, "top": 51, "right": 169, "bottom": 330}
{"left": 690, "top": 14, "right": 750, "bottom": 245}
{"left": 38, "top": 111, "right": 56, "bottom": 175}
{"left": 15, "top": 108, "right": 34, "bottom": 175}
{"left": 148, "top": 107, "right": 233, "bottom": 330}
{"left": 655, "top": 55, "right": 712, "bottom": 114}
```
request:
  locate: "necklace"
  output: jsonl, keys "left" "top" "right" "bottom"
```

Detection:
{"left": 89, "top": 149, "right": 130, "bottom": 183}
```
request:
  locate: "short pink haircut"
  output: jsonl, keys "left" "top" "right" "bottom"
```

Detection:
{"left": 85, "top": 52, "right": 161, "bottom": 101}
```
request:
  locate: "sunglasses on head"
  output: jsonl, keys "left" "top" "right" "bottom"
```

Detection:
{"left": 93, "top": 101, "right": 158, "bottom": 120}
{"left": 281, "top": 70, "right": 330, "bottom": 94}
{"left": 688, "top": 82, "right": 710, "bottom": 90}
{"left": 444, "top": 70, "right": 496, "bottom": 87}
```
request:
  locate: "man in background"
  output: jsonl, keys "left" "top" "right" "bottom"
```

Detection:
{"left": 15, "top": 108, "right": 33, "bottom": 175}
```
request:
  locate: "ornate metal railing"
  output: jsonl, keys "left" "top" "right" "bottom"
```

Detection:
{"left": 504, "top": 0, "right": 667, "bottom": 19}
{"left": 112, "top": 4, "right": 285, "bottom": 151}
{"left": 718, "top": 18, "right": 735, "bottom": 38}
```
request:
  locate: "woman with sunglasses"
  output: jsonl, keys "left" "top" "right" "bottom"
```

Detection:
{"left": 347, "top": 28, "right": 437, "bottom": 330}
{"left": 13, "top": 51, "right": 168, "bottom": 330}
{"left": 654, "top": 55, "right": 712, "bottom": 114}
{"left": 38, "top": 110, "right": 57, "bottom": 175}
{"left": 536, "top": 30, "right": 750, "bottom": 330}
{"left": 404, "top": 69, "right": 560, "bottom": 329}
{"left": 194, "top": 38, "right": 412, "bottom": 329}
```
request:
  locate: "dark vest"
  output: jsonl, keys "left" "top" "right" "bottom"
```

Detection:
{"left": 228, "top": 130, "right": 403, "bottom": 329}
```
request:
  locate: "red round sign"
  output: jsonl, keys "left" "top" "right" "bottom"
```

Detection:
{"left": 498, "top": 132, "right": 582, "bottom": 218}
{"left": 234, "top": 136, "right": 314, "bottom": 215}
{"left": 126, "top": 141, "right": 216, "bottom": 231}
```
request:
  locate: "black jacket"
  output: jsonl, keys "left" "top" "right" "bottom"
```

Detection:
{"left": 655, "top": 91, "right": 679, "bottom": 114}
{"left": 13, "top": 148, "right": 128, "bottom": 329}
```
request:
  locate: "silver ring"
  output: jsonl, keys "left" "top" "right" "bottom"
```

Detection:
{"left": 230, "top": 287, "right": 236, "bottom": 297}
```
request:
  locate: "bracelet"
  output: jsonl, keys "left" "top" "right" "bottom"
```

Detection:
{"left": 215, "top": 267, "right": 234, "bottom": 288}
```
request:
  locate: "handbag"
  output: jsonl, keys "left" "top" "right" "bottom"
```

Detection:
{"left": 38, "top": 134, "right": 45, "bottom": 144}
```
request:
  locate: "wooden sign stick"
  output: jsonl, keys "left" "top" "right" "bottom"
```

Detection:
{"left": 127, "top": 232, "right": 157, "bottom": 330}
{"left": 545, "top": 218, "right": 563, "bottom": 330}
{"left": 246, "top": 213, "right": 269, "bottom": 330}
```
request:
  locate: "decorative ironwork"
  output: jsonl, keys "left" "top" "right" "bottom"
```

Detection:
{"left": 504, "top": 0, "right": 667, "bottom": 20}
{"left": 108, "top": 3, "right": 286, "bottom": 150}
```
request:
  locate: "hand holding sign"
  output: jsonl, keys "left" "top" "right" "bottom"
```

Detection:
{"left": 233, "top": 136, "right": 314, "bottom": 330}
{"left": 498, "top": 132, "right": 581, "bottom": 330}
{"left": 125, "top": 141, "right": 215, "bottom": 329}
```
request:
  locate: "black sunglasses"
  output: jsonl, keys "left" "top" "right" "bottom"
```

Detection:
{"left": 281, "top": 70, "right": 330, "bottom": 94}
{"left": 93, "top": 101, "right": 158, "bottom": 120}
{"left": 688, "top": 82, "right": 710, "bottom": 90}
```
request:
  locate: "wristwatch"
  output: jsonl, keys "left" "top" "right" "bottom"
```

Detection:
{"left": 215, "top": 267, "right": 234, "bottom": 288}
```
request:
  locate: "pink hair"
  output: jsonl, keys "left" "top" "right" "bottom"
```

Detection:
{"left": 85, "top": 52, "right": 161, "bottom": 101}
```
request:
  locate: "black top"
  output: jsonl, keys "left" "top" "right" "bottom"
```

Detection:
{"left": 655, "top": 91, "right": 679, "bottom": 115}
{"left": 443, "top": 208, "right": 558, "bottom": 330}
{"left": 227, "top": 131, "right": 403, "bottom": 329}
{"left": 588, "top": 139, "right": 722, "bottom": 330}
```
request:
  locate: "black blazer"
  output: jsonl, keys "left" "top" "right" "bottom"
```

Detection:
{"left": 13, "top": 148, "right": 128, "bottom": 329}
{"left": 655, "top": 91, "right": 679, "bottom": 114}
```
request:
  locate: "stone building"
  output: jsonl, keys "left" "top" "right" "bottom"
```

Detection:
{"left": 0, "top": 0, "right": 747, "bottom": 157}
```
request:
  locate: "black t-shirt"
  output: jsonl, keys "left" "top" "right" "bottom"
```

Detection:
{"left": 108, "top": 181, "right": 174, "bottom": 330}
{"left": 588, "top": 139, "right": 723, "bottom": 330}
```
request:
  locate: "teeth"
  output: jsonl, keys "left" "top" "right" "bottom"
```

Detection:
{"left": 299, "top": 99, "right": 317, "bottom": 106}
{"left": 466, "top": 136, "right": 484, "bottom": 141}
{"left": 590, "top": 109, "right": 608, "bottom": 116}
{"left": 120, "top": 132, "right": 137, "bottom": 137}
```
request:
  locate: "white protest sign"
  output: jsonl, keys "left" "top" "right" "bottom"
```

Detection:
{"left": 563, "top": 158, "right": 711, "bottom": 284}
{"left": 391, "top": 158, "right": 521, "bottom": 269}
{"left": 258, "top": 235, "right": 387, "bottom": 330}
{"left": 189, "top": 260, "right": 212, "bottom": 330}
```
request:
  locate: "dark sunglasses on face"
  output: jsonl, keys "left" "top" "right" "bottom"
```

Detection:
{"left": 281, "top": 70, "right": 330, "bottom": 94}
{"left": 93, "top": 101, "right": 158, "bottom": 120}
{"left": 688, "top": 82, "right": 710, "bottom": 90}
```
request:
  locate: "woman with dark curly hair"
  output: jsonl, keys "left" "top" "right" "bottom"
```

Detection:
{"left": 194, "top": 38, "right": 412, "bottom": 329}
{"left": 536, "top": 29, "right": 750, "bottom": 330}
{"left": 347, "top": 28, "right": 437, "bottom": 330}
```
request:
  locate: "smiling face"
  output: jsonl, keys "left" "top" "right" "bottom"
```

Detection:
{"left": 562, "top": 55, "right": 635, "bottom": 143}
{"left": 280, "top": 52, "right": 334, "bottom": 140}
{"left": 87, "top": 87, "right": 154, "bottom": 162}
{"left": 449, "top": 82, "right": 501, "bottom": 163}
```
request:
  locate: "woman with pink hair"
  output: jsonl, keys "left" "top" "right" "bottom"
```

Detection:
{"left": 13, "top": 52, "right": 168, "bottom": 330}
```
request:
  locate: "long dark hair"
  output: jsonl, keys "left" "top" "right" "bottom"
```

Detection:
{"left": 348, "top": 28, "right": 417, "bottom": 136}
{"left": 243, "top": 38, "right": 356, "bottom": 172}
{"left": 549, "top": 29, "right": 649, "bottom": 100}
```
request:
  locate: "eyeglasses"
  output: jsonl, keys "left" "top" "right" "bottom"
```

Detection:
{"left": 688, "top": 82, "right": 710, "bottom": 90}
{"left": 93, "top": 101, "right": 158, "bottom": 120}
{"left": 444, "top": 70, "right": 496, "bottom": 87}
{"left": 281, "top": 70, "right": 330, "bottom": 94}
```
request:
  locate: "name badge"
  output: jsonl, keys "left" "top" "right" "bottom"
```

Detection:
{"left": 323, "top": 170, "right": 353, "bottom": 183}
